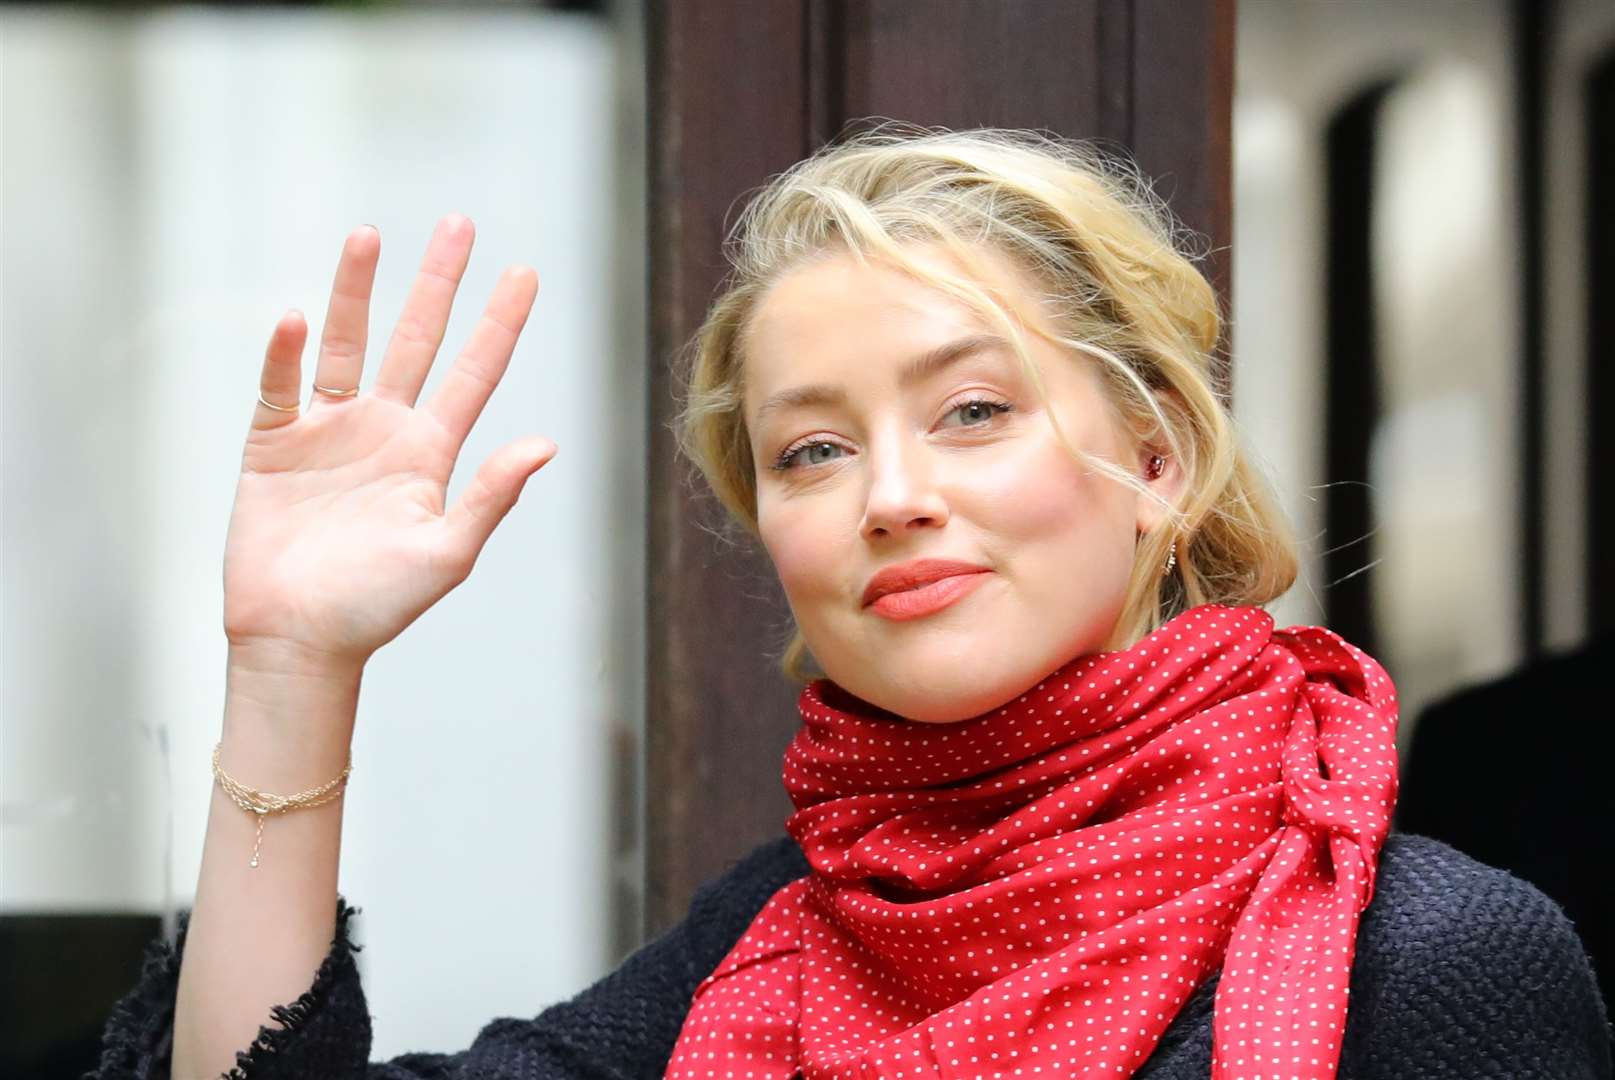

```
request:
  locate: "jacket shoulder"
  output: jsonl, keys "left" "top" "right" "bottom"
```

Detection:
{"left": 1340, "top": 831, "right": 1613, "bottom": 1078}
{"left": 682, "top": 835, "right": 811, "bottom": 961}
{"left": 1360, "top": 831, "right": 1599, "bottom": 961}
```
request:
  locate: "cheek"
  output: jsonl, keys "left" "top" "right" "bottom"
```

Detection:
{"left": 758, "top": 495, "right": 846, "bottom": 601}
{"left": 966, "top": 436, "right": 1112, "bottom": 546}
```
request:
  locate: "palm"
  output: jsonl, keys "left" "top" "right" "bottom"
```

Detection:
{"left": 222, "top": 216, "right": 553, "bottom": 667}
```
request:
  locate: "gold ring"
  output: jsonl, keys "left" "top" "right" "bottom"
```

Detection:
{"left": 257, "top": 391, "right": 299, "bottom": 412}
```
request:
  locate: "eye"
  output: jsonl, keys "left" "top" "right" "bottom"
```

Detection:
{"left": 767, "top": 395, "right": 1014, "bottom": 474}
{"left": 770, "top": 439, "right": 847, "bottom": 472}
{"left": 943, "top": 395, "right": 1014, "bottom": 429}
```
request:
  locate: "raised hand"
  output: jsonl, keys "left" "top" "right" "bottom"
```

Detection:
{"left": 222, "top": 215, "right": 556, "bottom": 670}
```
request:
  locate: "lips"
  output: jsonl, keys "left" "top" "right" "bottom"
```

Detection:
{"left": 861, "top": 558, "right": 992, "bottom": 607}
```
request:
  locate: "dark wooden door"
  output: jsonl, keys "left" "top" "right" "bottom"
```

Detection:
{"left": 644, "top": 0, "right": 1233, "bottom": 936}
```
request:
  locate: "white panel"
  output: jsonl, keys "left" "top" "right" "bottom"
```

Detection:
{"left": 1234, "top": 0, "right": 1522, "bottom": 753}
{"left": 1, "top": 6, "right": 642, "bottom": 1062}
{"left": 1372, "top": 62, "right": 1521, "bottom": 735}
{"left": 1231, "top": 95, "right": 1328, "bottom": 631}
{"left": 2, "top": 11, "right": 168, "bottom": 914}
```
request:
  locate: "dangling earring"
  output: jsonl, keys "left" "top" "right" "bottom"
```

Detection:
{"left": 1144, "top": 455, "right": 1176, "bottom": 577}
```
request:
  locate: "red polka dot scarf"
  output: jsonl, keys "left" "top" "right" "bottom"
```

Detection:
{"left": 665, "top": 603, "right": 1401, "bottom": 1079}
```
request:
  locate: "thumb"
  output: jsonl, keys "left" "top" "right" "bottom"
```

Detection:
{"left": 445, "top": 436, "right": 558, "bottom": 558}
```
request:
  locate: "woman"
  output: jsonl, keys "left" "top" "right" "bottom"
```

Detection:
{"left": 92, "top": 126, "right": 1610, "bottom": 1079}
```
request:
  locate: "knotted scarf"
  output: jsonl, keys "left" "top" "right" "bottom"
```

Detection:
{"left": 664, "top": 603, "right": 1400, "bottom": 1079}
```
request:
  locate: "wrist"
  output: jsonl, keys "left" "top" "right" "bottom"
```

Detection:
{"left": 223, "top": 642, "right": 364, "bottom": 755}
{"left": 227, "top": 637, "right": 368, "bottom": 682}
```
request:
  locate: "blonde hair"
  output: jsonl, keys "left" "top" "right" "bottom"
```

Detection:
{"left": 675, "top": 122, "right": 1298, "bottom": 683}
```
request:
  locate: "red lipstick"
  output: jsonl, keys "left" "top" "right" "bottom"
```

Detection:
{"left": 862, "top": 558, "right": 992, "bottom": 621}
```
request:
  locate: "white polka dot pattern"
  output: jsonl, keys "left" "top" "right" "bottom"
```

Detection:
{"left": 663, "top": 603, "right": 1400, "bottom": 1079}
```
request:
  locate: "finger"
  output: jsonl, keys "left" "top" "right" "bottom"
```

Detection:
{"left": 254, "top": 309, "right": 308, "bottom": 428}
{"left": 444, "top": 436, "right": 558, "bottom": 567}
{"left": 310, "top": 225, "right": 381, "bottom": 409}
{"left": 371, "top": 214, "right": 475, "bottom": 408}
{"left": 423, "top": 265, "right": 540, "bottom": 450}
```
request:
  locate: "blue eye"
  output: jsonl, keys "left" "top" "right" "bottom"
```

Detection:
{"left": 771, "top": 440, "right": 846, "bottom": 471}
{"left": 768, "top": 396, "right": 1013, "bottom": 473}
{"left": 946, "top": 397, "right": 1013, "bottom": 427}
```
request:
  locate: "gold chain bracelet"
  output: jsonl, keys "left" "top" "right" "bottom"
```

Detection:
{"left": 212, "top": 742, "right": 353, "bottom": 868}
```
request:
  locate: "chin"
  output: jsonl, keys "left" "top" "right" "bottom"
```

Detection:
{"left": 832, "top": 661, "right": 1037, "bottom": 725}
{"left": 807, "top": 616, "right": 1064, "bottom": 724}
{"left": 893, "top": 697, "right": 1000, "bottom": 725}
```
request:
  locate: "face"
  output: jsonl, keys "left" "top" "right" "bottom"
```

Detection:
{"left": 743, "top": 241, "right": 1185, "bottom": 724}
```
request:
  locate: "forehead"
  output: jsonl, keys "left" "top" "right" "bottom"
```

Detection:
{"left": 741, "top": 242, "right": 1043, "bottom": 393}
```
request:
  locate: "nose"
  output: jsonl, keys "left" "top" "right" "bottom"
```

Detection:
{"left": 858, "top": 434, "right": 949, "bottom": 540}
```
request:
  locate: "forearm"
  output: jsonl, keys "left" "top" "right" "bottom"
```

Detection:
{"left": 172, "top": 643, "right": 363, "bottom": 1080}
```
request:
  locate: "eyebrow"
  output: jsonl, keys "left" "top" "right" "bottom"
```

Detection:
{"left": 751, "top": 332, "right": 1013, "bottom": 426}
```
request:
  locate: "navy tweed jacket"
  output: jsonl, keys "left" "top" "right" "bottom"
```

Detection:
{"left": 88, "top": 832, "right": 1613, "bottom": 1079}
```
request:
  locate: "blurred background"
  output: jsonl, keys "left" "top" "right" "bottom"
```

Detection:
{"left": 3, "top": 1, "right": 649, "bottom": 1073}
{"left": 2, "top": 0, "right": 1610, "bottom": 1076}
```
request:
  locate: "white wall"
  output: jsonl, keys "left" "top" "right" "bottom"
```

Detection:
{"left": 1, "top": 5, "right": 646, "bottom": 1061}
